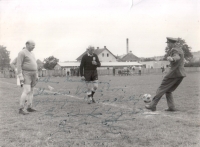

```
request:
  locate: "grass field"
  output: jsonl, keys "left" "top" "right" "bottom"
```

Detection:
{"left": 0, "top": 72, "right": 200, "bottom": 147}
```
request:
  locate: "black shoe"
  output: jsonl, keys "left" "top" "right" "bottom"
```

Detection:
{"left": 19, "top": 109, "right": 29, "bottom": 115}
{"left": 27, "top": 108, "right": 37, "bottom": 112}
{"left": 145, "top": 104, "right": 156, "bottom": 111}
{"left": 165, "top": 108, "right": 177, "bottom": 112}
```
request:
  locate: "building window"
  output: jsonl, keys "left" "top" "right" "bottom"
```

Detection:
{"left": 107, "top": 53, "right": 109, "bottom": 57}
{"left": 102, "top": 53, "right": 104, "bottom": 57}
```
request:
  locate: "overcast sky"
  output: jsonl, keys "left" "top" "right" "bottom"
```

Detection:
{"left": 0, "top": 0, "right": 199, "bottom": 62}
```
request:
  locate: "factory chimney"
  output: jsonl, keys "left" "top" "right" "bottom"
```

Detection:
{"left": 126, "top": 38, "right": 129, "bottom": 54}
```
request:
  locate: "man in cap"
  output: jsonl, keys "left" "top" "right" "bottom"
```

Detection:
{"left": 145, "top": 37, "right": 186, "bottom": 111}
{"left": 80, "top": 46, "right": 101, "bottom": 104}
{"left": 17, "top": 40, "right": 39, "bottom": 115}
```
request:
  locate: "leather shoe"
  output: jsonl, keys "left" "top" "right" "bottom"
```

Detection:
{"left": 145, "top": 104, "right": 156, "bottom": 111}
{"left": 27, "top": 108, "right": 37, "bottom": 112}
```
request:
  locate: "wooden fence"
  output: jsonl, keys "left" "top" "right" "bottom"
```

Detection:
{"left": 0, "top": 67, "right": 200, "bottom": 78}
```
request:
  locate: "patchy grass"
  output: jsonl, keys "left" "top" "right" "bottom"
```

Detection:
{"left": 0, "top": 72, "right": 200, "bottom": 147}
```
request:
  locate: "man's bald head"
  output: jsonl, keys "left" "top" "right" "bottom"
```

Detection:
{"left": 26, "top": 40, "right": 35, "bottom": 45}
{"left": 26, "top": 40, "right": 35, "bottom": 51}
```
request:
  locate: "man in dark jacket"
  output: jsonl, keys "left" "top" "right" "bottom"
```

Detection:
{"left": 80, "top": 46, "right": 101, "bottom": 104}
{"left": 145, "top": 37, "right": 186, "bottom": 111}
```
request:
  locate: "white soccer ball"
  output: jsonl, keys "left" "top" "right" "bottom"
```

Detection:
{"left": 142, "top": 94, "right": 152, "bottom": 103}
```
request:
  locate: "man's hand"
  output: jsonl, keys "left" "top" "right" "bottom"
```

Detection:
{"left": 184, "top": 58, "right": 189, "bottom": 64}
{"left": 92, "top": 61, "right": 97, "bottom": 65}
{"left": 167, "top": 56, "right": 174, "bottom": 62}
{"left": 81, "top": 76, "right": 85, "bottom": 81}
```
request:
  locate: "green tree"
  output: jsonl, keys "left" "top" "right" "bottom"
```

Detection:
{"left": 43, "top": 56, "right": 59, "bottom": 70}
{"left": 0, "top": 45, "right": 11, "bottom": 70}
{"left": 163, "top": 38, "right": 193, "bottom": 60}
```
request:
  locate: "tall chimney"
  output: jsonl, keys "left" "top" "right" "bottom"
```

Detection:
{"left": 126, "top": 38, "right": 129, "bottom": 54}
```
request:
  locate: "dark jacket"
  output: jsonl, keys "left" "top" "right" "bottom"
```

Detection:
{"left": 79, "top": 53, "right": 101, "bottom": 77}
{"left": 165, "top": 47, "right": 186, "bottom": 78}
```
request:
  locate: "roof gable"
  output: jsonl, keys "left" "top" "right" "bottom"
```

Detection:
{"left": 121, "top": 52, "right": 140, "bottom": 61}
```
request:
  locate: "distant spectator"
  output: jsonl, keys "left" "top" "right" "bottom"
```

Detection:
{"left": 70, "top": 68, "right": 73, "bottom": 76}
{"left": 139, "top": 66, "right": 141, "bottom": 75}
{"left": 118, "top": 70, "right": 122, "bottom": 76}
{"left": 113, "top": 67, "right": 115, "bottom": 76}
{"left": 67, "top": 69, "right": 70, "bottom": 76}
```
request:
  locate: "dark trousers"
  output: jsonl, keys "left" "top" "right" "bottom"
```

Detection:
{"left": 150, "top": 77, "right": 183, "bottom": 108}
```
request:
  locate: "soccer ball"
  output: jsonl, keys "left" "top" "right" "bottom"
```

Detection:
{"left": 142, "top": 94, "right": 152, "bottom": 103}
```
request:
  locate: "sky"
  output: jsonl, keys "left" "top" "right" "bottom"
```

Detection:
{"left": 0, "top": 0, "right": 199, "bottom": 62}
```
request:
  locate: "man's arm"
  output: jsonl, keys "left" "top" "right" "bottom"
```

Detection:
{"left": 171, "top": 49, "right": 181, "bottom": 62}
{"left": 167, "top": 49, "right": 180, "bottom": 62}
{"left": 17, "top": 51, "right": 25, "bottom": 77}
{"left": 95, "top": 54, "right": 101, "bottom": 67}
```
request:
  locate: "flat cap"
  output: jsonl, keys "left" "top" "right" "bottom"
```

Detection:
{"left": 166, "top": 37, "right": 178, "bottom": 43}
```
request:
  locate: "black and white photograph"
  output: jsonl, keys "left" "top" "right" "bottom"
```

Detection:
{"left": 0, "top": 0, "right": 199, "bottom": 146}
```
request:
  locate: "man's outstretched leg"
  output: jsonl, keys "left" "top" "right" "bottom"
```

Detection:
{"left": 165, "top": 92, "right": 176, "bottom": 111}
{"left": 145, "top": 77, "right": 180, "bottom": 111}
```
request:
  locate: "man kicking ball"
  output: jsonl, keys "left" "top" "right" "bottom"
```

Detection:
{"left": 145, "top": 37, "right": 186, "bottom": 111}
{"left": 80, "top": 46, "right": 101, "bottom": 104}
